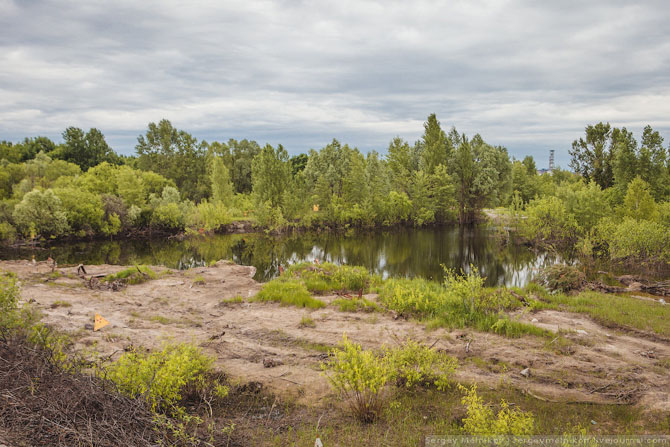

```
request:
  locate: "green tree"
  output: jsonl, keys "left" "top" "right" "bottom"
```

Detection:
{"left": 252, "top": 144, "right": 290, "bottom": 208}
{"left": 387, "top": 137, "right": 414, "bottom": 194}
{"left": 136, "top": 120, "right": 209, "bottom": 201}
{"left": 611, "top": 127, "right": 638, "bottom": 194}
{"left": 419, "top": 114, "right": 450, "bottom": 175}
{"left": 569, "top": 123, "right": 615, "bottom": 188}
{"left": 622, "top": 177, "right": 658, "bottom": 221}
{"left": 210, "top": 156, "right": 234, "bottom": 205}
{"left": 228, "top": 139, "right": 261, "bottom": 194}
{"left": 58, "top": 127, "right": 119, "bottom": 171}
{"left": 638, "top": 125, "right": 667, "bottom": 200}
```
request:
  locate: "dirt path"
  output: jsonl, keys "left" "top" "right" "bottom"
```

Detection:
{"left": 2, "top": 260, "right": 669, "bottom": 412}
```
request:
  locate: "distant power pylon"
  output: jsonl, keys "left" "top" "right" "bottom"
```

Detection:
{"left": 549, "top": 150, "right": 555, "bottom": 172}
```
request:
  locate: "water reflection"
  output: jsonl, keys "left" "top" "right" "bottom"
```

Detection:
{"left": 0, "top": 226, "right": 559, "bottom": 287}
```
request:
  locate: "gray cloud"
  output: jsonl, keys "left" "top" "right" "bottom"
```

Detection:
{"left": 1, "top": 0, "right": 670, "bottom": 168}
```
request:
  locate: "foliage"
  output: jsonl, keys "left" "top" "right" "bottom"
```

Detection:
{"left": 596, "top": 217, "right": 670, "bottom": 262}
{"left": 321, "top": 336, "right": 391, "bottom": 422}
{"left": 12, "top": 189, "right": 69, "bottom": 238}
{"left": 518, "top": 196, "right": 580, "bottom": 245}
{"left": 104, "top": 343, "right": 228, "bottom": 417}
{"left": 321, "top": 336, "right": 458, "bottom": 422}
{"left": 332, "top": 297, "right": 379, "bottom": 312}
{"left": 387, "top": 339, "right": 457, "bottom": 391}
{"left": 538, "top": 264, "right": 586, "bottom": 293}
{"left": 103, "top": 265, "right": 157, "bottom": 285}
{"left": 459, "top": 384, "right": 535, "bottom": 435}
{"left": 254, "top": 277, "right": 325, "bottom": 308}
{"left": 285, "top": 262, "right": 371, "bottom": 294}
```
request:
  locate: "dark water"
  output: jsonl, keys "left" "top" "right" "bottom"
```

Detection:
{"left": 0, "top": 226, "right": 560, "bottom": 287}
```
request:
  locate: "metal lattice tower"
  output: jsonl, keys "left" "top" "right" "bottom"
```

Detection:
{"left": 549, "top": 150, "right": 555, "bottom": 171}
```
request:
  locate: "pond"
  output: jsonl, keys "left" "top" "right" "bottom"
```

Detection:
{"left": 0, "top": 226, "right": 560, "bottom": 287}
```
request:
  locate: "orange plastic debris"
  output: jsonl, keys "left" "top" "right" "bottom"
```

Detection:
{"left": 94, "top": 314, "right": 109, "bottom": 331}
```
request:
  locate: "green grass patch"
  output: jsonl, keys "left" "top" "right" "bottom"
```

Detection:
{"left": 220, "top": 295, "right": 244, "bottom": 305}
{"left": 540, "top": 291, "right": 670, "bottom": 337}
{"left": 376, "top": 273, "right": 549, "bottom": 338}
{"left": 103, "top": 265, "right": 157, "bottom": 285}
{"left": 298, "top": 315, "right": 316, "bottom": 328}
{"left": 192, "top": 274, "right": 206, "bottom": 286}
{"left": 50, "top": 300, "right": 72, "bottom": 309}
{"left": 149, "top": 315, "right": 173, "bottom": 325}
{"left": 254, "top": 278, "right": 325, "bottom": 309}
{"left": 332, "top": 297, "right": 379, "bottom": 312}
{"left": 284, "top": 262, "right": 371, "bottom": 294}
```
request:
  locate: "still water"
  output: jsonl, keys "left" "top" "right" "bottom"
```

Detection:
{"left": 0, "top": 226, "right": 559, "bottom": 287}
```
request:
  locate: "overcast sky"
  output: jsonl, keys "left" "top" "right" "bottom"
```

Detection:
{"left": 2, "top": 0, "right": 669, "bottom": 168}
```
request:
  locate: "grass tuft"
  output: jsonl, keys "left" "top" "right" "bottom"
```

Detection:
{"left": 254, "top": 278, "right": 325, "bottom": 309}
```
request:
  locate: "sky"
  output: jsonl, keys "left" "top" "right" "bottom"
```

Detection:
{"left": 1, "top": 0, "right": 670, "bottom": 169}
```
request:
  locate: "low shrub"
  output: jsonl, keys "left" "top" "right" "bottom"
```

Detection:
{"left": 459, "top": 384, "right": 535, "bottom": 435}
{"left": 254, "top": 278, "right": 325, "bottom": 309}
{"left": 321, "top": 336, "right": 458, "bottom": 422}
{"left": 538, "top": 264, "right": 585, "bottom": 293}
{"left": 387, "top": 339, "right": 457, "bottom": 391}
{"left": 104, "top": 343, "right": 228, "bottom": 418}
{"left": 298, "top": 315, "right": 316, "bottom": 328}
{"left": 321, "top": 336, "right": 391, "bottom": 423}
{"left": 376, "top": 277, "right": 448, "bottom": 317}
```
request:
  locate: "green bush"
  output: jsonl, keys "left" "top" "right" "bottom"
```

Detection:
{"left": 459, "top": 384, "right": 535, "bottom": 435}
{"left": 0, "top": 221, "right": 17, "bottom": 243}
{"left": 518, "top": 196, "right": 580, "bottom": 245}
{"left": 105, "top": 343, "right": 228, "bottom": 417}
{"left": 332, "top": 297, "right": 379, "bottom": 312}
{"left": 538, "top": 264, "right": 586, "bottom": 293}
{"left": 387, "top": 339, "right": 457, "bottom": 391}
{"left": 0, "top": 271, "right": 19, "bottom": 321}
{"left": 322, "top": 336, "right": 459, "bottom": 422}
{"left": 254, "top": 278, "right": 325, "bottom": 308}
{"left": 12, "top": 189, "right": 69, "bottom": 238}
{"left": 376, "top": 277, "right": 448, "bottom": 317}
{"left": 321, "top": 336, "right": 392, "bottom": 423}
{"left": 600, "top": 218, "right": 670, "bottom": 261}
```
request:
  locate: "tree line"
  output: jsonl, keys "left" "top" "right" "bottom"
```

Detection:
{"left": 1, "top": 115, "right": 669, "bottom": 262}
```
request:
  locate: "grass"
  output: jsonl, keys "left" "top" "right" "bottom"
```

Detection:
{"left": 298, "top": 315, "right": 316, "bottom": 328}
{"left": 538, "top": 290, "right": 670, "bottom": 337}
{"left": 220, "top": 296, "right": 244, "bottom": 305}
{"left": 332, "top": 297, "right": 379, "bottom": 312}
{"left": 284, "top": 262, "right": 371, "bottom": 294}
{"left": 254, "top": 278, "right": 325, "bottom": 309}
{"left": 376, "top": 276, "right": 551, "bottom": 338}
{"left": 192, "top": 275, "right": 206, "bottom": 286}
{"left": 50, "top": 300, "right": 71, "bottom": 308}
{"left": 103, "top": 265, "right": 157, "bottom": 285}
{"left": 149, "top": 315, "right": 173, "bottom": 325}
{"left": 235, "top": 385, "right": 669, "bottom": 446}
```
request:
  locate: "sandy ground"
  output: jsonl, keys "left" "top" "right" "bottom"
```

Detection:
{"left": 2, "top": 259, "right": 669, "bottom": 413}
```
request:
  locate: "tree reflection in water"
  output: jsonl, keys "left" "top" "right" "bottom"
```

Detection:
{"left": 0, "top": 226, "right": 560, "bottom": 287}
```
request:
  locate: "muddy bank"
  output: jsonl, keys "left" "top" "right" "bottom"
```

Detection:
{"left": 1, "top": 259, "right": 669, "bottom": 413}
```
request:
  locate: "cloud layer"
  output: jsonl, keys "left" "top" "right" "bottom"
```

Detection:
{"left": 2, "top": 0, "right": 670, "bottom": 167}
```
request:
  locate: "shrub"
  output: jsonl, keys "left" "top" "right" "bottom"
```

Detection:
{"left": 186, "top": 200, "right": 231, "bottom": 232}
{"left": 53, "top": 187, "right": 105, "bottom": 235}
{"left": 322, "top": 336, "right": 459, "bottom": 422}
{"left": 254, "top": 278, "right": 325, "bottom": 308}
{"left": 538, "top": 264, "right": 586, "bottom": 293}
{"left": 459, "top": 384, "right": 535, "bottom": 435}
{"left": 104, "top": 343, "right": 228, "bottom": 417}
{"left": 519, "top": 196, "right": 580, "bottom": 245}
{"left": 601, "top": 218, "right": 670, "bottom": 261}
{"left": 444, "top": 266, "right": 485, "bottom": 316}
{"left": 0, "top": 271, "right": 19, "bottom": 322}
{"left": 387, "top": 340, "right": 457, "bottom": 391}
{"left": 0, "top": 221, "right": 17, "bottom": 243}
{"left": 321, "top": 336, "right": 392, "bottom": 422}
{"left": 12, "top": 189, "right": 69, "bottom": 238}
